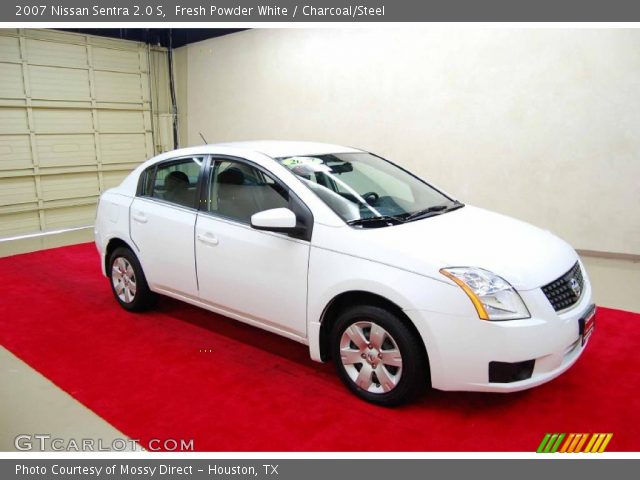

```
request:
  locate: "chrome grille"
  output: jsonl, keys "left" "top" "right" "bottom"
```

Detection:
{"left": 541, "top": 262, "right": 584, "bottom": 312}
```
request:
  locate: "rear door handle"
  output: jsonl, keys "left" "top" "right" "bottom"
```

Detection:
{"left": 197, "top": 233, "right": 219, "bottom": 246}
{"left": 132, "top": 212, "right": 148, "bottom": 224}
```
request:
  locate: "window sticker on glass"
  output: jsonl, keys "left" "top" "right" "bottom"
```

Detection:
{"left": 281, "top": 157, "right": 331, "bottom": 176}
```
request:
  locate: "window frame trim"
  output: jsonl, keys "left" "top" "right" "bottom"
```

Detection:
{"left": 200, "top": 155, "right": 314, "bottom": 241}
{"left": 136, "top": 155, "right": 209, "bottom": 211}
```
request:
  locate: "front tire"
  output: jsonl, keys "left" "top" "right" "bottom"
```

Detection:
{"left": 331, "top": 305, "right": 428, "bottom": 406}
{"left": 108, "top": 247, "right": 155, "bottom": 312}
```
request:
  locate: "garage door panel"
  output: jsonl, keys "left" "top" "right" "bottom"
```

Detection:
{"left": 0, "top": 63, "right": 25, "bottom": 98}
{"left": 97, "top": 110, "right": 146, "bottom": 133}
{"left": 36, "top": 134, "right": 97, "bottom": 167}
{"left": 0, "top": 177, "right": 37, "bottom": 206}
{"left": 141, "top": 75, "right": 151, "bottom": 103}
{"left": 99, "top": 134, "right": 147, "bottom": 164}
{"left": 0, "top": 135, "right": 32, "bottom": 171}
{"left": 26, "top": 39, "right": 87, "bottom": 68}
{"left": 95, "top": 102, "right": 146, "bottom": 111}
{"left": 43, "top": 204, "right": 97, "bottom": 230}
{"left": 33, "top": 109, "right": 94, "bottom": 134}
{"left": 102, "top": 170, "right": 129, "bottom": 189}
{"left": 145, "top": 132, "right": 155, "bottom": 157}
{"left": 0, "top": 30, "right": 165, "bottom": 239}
{"left": 93, "top": 47, "right": 141, "bottom": 72}
{"left": 40, "top": 173, "right": 99, "bottom": 201}
{"left": 154, "top": 116, "right": 174, "bottom": 155}
{"left": 0, "top": 35, "right": 20, "bottom": 63}
{"left": 89, "top": 35, "right": 140, "bottom": 51}
{"left": 29, "top": 65, "right": 91, "bottom": 101}
{"left": 26, "top": 29, "right": 84, "bottom": 46}
{"left": 140, "top": 51, "right": 149, "bottom": 72}
{"left": 0, "top": 210, "right": 40, "bottom": 237}
{"left": 0, "top": 108, "right": 29, "bottom": 134}
{"left": 94, "top": 71, "right": 142, "bottom": 103}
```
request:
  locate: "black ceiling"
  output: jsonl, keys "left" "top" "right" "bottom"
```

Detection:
{"left": 57, "top": 29, "right": 246, "bottom": 48}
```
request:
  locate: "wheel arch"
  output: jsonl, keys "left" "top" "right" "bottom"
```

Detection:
{"left": 104, "top": 237, "right": 136, "bottom": 274}
{"left": 318, "top": 290, "right": 430, "bottom": 378}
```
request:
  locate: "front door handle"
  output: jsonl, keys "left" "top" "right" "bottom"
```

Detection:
{"left": 132, "top": 212, "right": 148, "bottom": 224}
{"left": 197, "top": 233, "right": 219, "bottom": 246}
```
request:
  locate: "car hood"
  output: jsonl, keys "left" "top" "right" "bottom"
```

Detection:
{"left": 323, "top": 205, "right": 578, "bottom": 290}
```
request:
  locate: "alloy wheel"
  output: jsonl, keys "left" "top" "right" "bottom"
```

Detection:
{"left": 339, "top": 321, "right": 403, "bottom": 394}
{"left": 111, "top": 257, "right": 137, "bottom": 304}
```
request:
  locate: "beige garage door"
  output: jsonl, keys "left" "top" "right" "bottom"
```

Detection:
{"left": 0, "top": 29, "right": 172, "bottom": 238}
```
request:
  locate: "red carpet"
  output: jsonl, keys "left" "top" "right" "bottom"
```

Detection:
{"left": 1, "top": 243, "right": 638, "bottom": 451}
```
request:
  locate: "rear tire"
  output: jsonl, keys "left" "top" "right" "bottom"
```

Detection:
{"left": 108, "top": 247, "right": 155, "bottom": 312}
{"left": 331, "top": 305, "right": 428, "bottom": 406}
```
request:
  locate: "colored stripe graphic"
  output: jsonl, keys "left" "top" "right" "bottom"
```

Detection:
{"left": 537, "top": 433, "right": 564, "bottom": 453}
{"left": 590, "top": 434, "right": 608, "bottom": 453}
{"left": 550, "top": 433, "right": 565, "bottom": 453}
{"left": 537, "top": 433, "right": 551, "bottom": 453}
{"left": 574, "top": 433, "right": 589, "bottom": 452}
{"left": 584, "top": 434, "right": 597, "bottom": 452}
{"left": 537, "top": 433, "right": 613, "bottom": 453}
{"left": 598, "top": 434, "right": 613, "bottom": 453}
{"left": 544, "top": 434, "right": 559, "bottom": 453}
{"left": 559, "top": 433, "right": 575, "bottom": 453}
{"left": 568, "top": 434, "right": 582, "bottom": 453}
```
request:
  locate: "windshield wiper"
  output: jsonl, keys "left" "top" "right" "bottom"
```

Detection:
{"left": 347, "top": 215, "right": 406, "bottom": 227}
{"left": 405, "top": 201, "right": 464, "bottom": 222}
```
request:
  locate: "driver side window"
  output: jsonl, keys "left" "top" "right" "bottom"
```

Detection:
{"left": 208, "top": 159, "right": 289, "bottom": 223}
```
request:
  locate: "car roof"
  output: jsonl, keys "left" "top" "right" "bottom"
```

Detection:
{"left": 121, "top": 140, "right": 366, "bottom": 194}
{"left": 163, "top": 140, "right": 363, "bottom": 159}
{"left": 216, "top": 140, "right": 363, "bottom": 157}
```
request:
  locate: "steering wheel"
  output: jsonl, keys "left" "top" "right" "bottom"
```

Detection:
{"left": 362, "top": 191, "right": 379, "bottom": 205}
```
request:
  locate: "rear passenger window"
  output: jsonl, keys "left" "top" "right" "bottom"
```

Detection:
{"left": 150, "top": 157, "right": 203, "bottom": 208}
{"left": 208, "top": 160, "right": 289, "bottom": 223}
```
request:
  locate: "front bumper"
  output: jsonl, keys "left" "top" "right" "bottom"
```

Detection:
{"left": 405, "top": 276, "right": 595, "bottom": 393}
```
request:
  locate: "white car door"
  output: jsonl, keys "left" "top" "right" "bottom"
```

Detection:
{"left": 195, "top": 157, "right": 312, "bottom": 338}
{"left": 130, "top": 156, "right": 204, "bottom": 298}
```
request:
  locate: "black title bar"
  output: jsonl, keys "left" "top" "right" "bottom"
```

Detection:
{"left": 2, "top": 459, "right": 639, "bottom": 480}
{"left": 4, "top": 0, "right": 640, "bottom": 22}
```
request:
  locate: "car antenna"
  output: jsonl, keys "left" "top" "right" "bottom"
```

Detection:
{"left": 199, "top": 132, "right": 208, "bottom": 144}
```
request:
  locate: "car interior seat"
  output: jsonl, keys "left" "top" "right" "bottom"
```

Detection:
{"left": 164, "top": 171, "right": 193, "bottom": 207}
{"left": 216, "top": 167, "right": 257, "bottom": 222}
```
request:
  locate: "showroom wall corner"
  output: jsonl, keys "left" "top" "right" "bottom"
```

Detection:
{"left": 0, "top": 28, "right": 173, "bottom": 252}
{"left": 173, "top": 45, "right": 189, "bottom": 148}
{"left": 179, "top": 28, "right": 640, "bottom": 257}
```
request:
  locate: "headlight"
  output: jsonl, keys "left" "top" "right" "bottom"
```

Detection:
{"left": 440, "top": 267, "right": 530, "bottom": 321}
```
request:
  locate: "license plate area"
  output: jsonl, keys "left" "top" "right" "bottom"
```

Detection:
{"left": 579, "top": 304, "right": 596, "bottom": 346}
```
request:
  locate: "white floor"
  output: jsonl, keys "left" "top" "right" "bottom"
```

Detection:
{"left": 0, "top": 347, "right": 139, "bottom": 452}
{"left": 0, "top": 233, "right": 638, "bottom": 451}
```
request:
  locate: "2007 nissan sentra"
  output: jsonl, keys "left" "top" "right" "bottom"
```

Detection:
{"left": 95, "top": 141, "right": 595, "bottom": 405}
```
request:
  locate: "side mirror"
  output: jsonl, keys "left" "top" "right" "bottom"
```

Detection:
{"left": 250, "top": 208, "right": 298, "bottom": 233}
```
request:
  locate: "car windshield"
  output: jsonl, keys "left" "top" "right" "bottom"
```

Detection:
{"left": 277, "top": 152, "right": 463, "bottom": 227}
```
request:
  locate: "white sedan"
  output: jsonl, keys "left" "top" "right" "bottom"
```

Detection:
{"left": 95, "top": 141, "right": 595, "bottom": 405}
